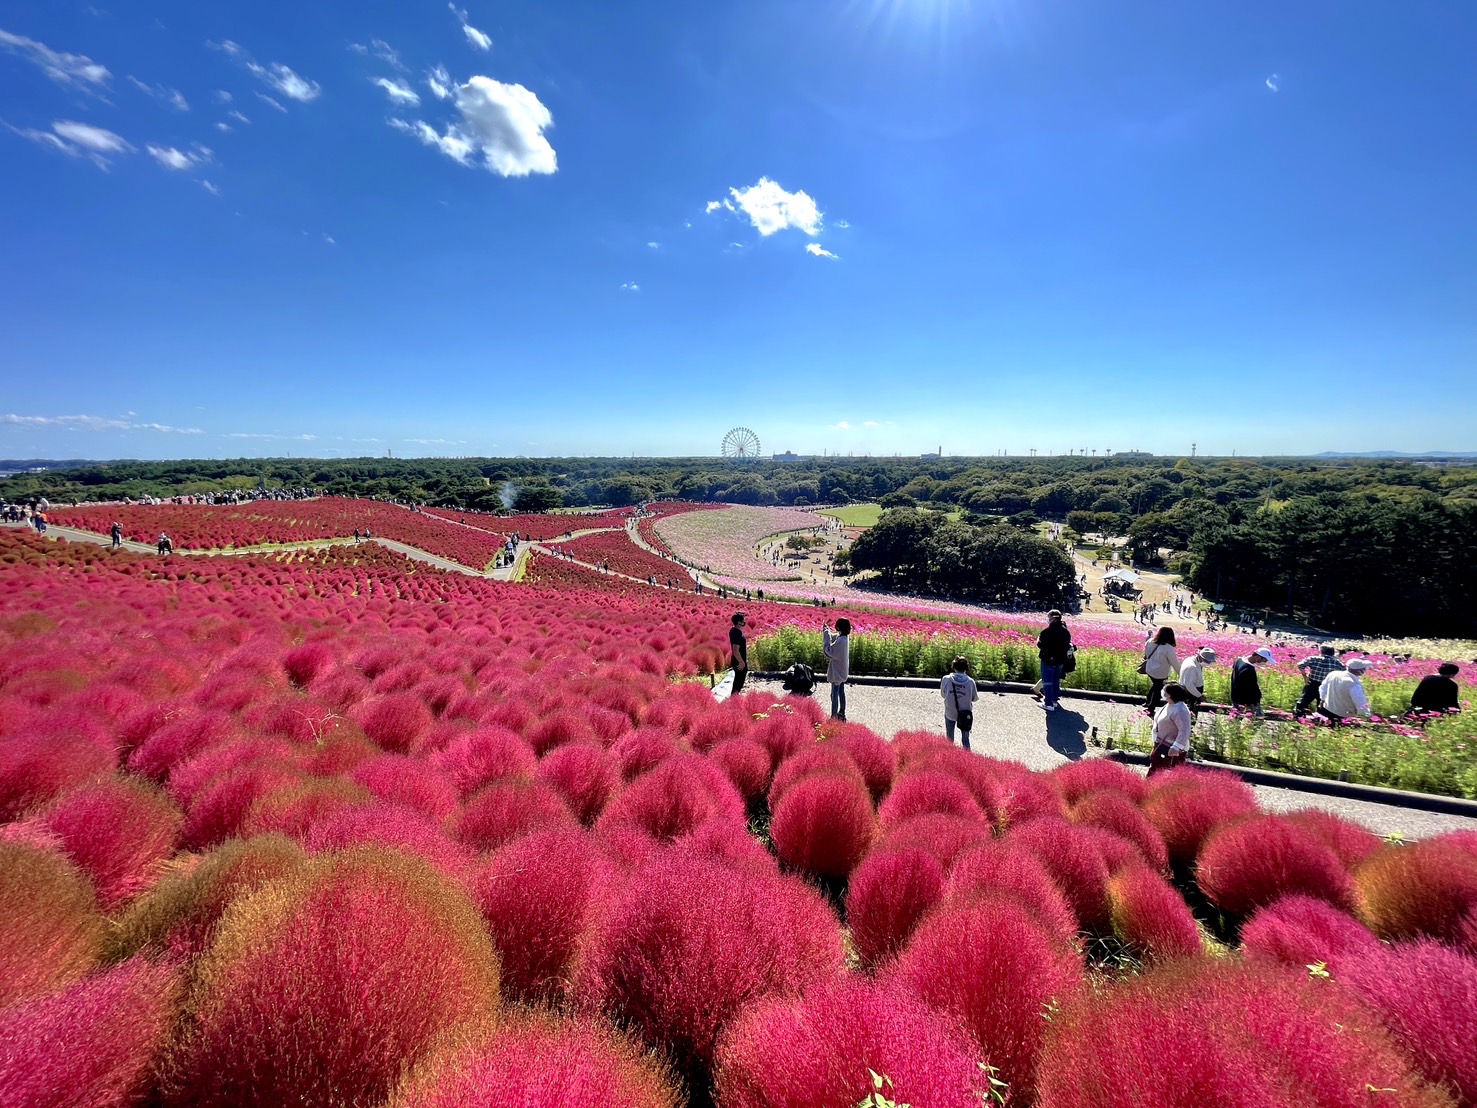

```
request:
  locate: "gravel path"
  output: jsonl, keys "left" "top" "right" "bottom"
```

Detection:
{"left": 742, "top": 677, "right": 1477, "bottom": 840}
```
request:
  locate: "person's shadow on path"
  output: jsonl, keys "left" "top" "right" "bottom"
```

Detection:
{"left": 1045, "top": 707, "right": 1089, "bottom": 761}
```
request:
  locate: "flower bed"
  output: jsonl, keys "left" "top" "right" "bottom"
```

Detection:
{"left": 3, "top": 524, "right": 1474, "bottom": 1107}
{"left": 653, "top": 505, "right": 821, "bottom": 582}
{"left": 50, "top": 498, "right": 505, "bottom": 571}
{"left": 635, "top": 501, "right": 723, "bottom": 560}
{"left": 555, "top": 530, "right": 696, "bottom": 585}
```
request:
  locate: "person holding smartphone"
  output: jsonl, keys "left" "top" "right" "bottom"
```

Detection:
{"left": 822, "top": 617, "right": 851, "bottom": 721}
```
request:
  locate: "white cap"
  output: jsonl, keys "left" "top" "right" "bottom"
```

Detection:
{"left": 1346, "top": 658, "right": 1371, "bottom": 672}
{"left": 1253, "top": 647, "right": 1274, "bottom": 662}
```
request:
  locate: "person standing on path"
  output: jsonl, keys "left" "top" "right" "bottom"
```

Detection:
{"left": 729, "top": 613, "right": 748, "bottom": 695}
{"left": 1148, "top": 682, "right": 1194, "bottom": 776}
{"left": 1141, "top": 626, "right": 1180, "bottom": 712}
{"left": 822, "top": 617, "right": 851, "bottom": 721}
{"left": 1319, "top": 658, "right": 1372, "bottom": 722}
{"left": 1294, "top": 645, "right": 1345, "bottom": 717}
{"left": 941, "top": 655, "right": 978, "bottom": 751}
{"left": 110, "top": 521, "right": 123, "bottom": 548}
{"left": 1409, "top": 663, "right": 1461, "bottom": 715}
{"left": 1178, "top": 647, "right": 1216, "bottom": 713}
{"left": 1036, "top": 610, "right": 1072, "bottom": 712}
{"left": 1230, "top": 647, "right": 1273, "bottom": 714}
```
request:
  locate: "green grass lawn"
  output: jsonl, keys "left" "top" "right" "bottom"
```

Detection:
{"left": 819, "top": 503, "right": 883, "bottom": 527}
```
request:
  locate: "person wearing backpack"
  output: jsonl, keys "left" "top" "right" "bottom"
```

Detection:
{"left": 941, "top": 656, "right": 979, "bottom": 751}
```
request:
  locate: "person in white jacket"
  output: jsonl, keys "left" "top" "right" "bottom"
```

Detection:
{"left": 1148, "top": 682, "right": 1194, "bottom": 776}
{"left": 1142, "top": 626, "right": 1180, "bottom": 712}
{"left": 1178, "top": 647, "right": 1216, "bottom": 713}
{"left": 1319, "top": 658, "right": 1372, "bottom": 721}
{"left": 941, "top": 656, "right": 979, "bottom": 751}
{"left": 822, "top": 617, "right": 851, "bottom": 721}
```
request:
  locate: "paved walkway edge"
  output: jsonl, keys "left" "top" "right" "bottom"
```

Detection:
{"left": 1104, "top": 750, "right": 1477, "bottom": 817}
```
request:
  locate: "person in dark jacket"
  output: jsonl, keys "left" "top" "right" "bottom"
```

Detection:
{"left": 1230, "top": 647, "right": 1272, "bottom": 714}
{"left": 729, "top": 612, "right": 748, "bottom": 695}
{"left": 1409, "top": 663, "right": 1460, "bottom": 715}
{"left": 1036, "top": 610, "right": 1072, "bottom": 712}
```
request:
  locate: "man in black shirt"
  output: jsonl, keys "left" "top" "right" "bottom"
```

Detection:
{"left": 1036, "top": 609, "right": 1072, "bottom": 712}
{"left": 1230, "top": 647, "right": 1272, "bottom": 714}
{"left": 1409, "top": 663, "right": 1460, "bottom": 715}
{"left": 729, "top": 612, "right": 748, "bottom": 695}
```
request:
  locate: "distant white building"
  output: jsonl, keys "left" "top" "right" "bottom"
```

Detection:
{"left": 773, "top": 451, "right": 811, "bottom": 462}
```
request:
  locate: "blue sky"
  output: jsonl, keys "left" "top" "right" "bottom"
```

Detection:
{"left": 1, "top": 0, "right": 1473, "bottom": 460}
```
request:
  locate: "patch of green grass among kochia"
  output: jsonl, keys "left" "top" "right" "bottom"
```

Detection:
{"left": 818, "top": 504, "right": 883, "bottom": 527}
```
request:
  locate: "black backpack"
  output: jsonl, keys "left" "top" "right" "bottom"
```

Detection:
{"left": 782, "top": 663, "right": 815, "bottom": 696}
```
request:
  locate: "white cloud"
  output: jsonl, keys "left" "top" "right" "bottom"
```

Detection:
{"left": 228, "top": 109, "right": 250, "bottom": 124}
{"left": 1265, "top": 73, "right": 1280, "bottom": 92}
{"left": 7, "top": 118, "right": 133, "bottom": 166}
{"left": 214, "top": 89, "right": 233, "bottom": 102}
{"left": 863, "top": 420, "right": 879, "bottom": 427}
{"left": 202, "top": 179, "right": 220, "bottom": 195}
{"left": 834, "top": 218, "right": 851, "bottom": 229}
{"left": 322, "top": 233, "right": 336, "bottom": 245}
{"left": 714, "top": 177, "right": 823, "bottom": 236}
{"left": 406, "top": 437, "right": 467, "bottom": 445}
{"left": 146, "top": 143, "right": 210, "bottom": 171}
{"left": 128, "top": 77, "right": 188, "bottom": 111}
{"left": 1, "top": 413, "right": 201, "bottom": 433}
{"left": 255, "top": 92, "right": 286, "bottom": 113}
{"left": 372, "top": 76, "right": 419, "bottom": 106}
{"left": 213, "top": 39, "right": 320, "bottom": 103}
{"left": 350, "top": 38, "right": 405, "bottom": 71}
{"left": 390, "top": 75, "right": 556, "bottom": 177}
{"left": 805, "top": 242, "right": 839, "bottom": 259}
{"left": 426, "top": 65, "right": 452, "bottom": 100}
{"left": 619, "top": 281, "right": 639, "bottom": 292}
{"left": 0, "top": 29, "right": 110, "bottom": 89}
{"left": 449, "top": 4, "right": 492, "bottom": 51}
{"left": 214, "top": 121, "right": 230, "bottom": 132}
{"left": 829, "top": 421, "right": 851, "bottom": 430}
{"left": 227, "top": 431, "right": 317, "bottom": 441}
{"left": 647, "top": 241, "right": 660, "bottom": 249}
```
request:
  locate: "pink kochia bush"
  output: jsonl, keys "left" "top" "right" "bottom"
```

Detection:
{"left": 1034, "top": 960, "right": 1447, "bottom": 1108}
{"left": 37, "top": 775, "right": 184, "bottom": 910}
{"left": 596, "top": 753, "right": 745, "bottom": 843}
{"left": 392, "top": 1013, "right": 680, "bottom": 1108}
{"left": 534, "top": 742, "right": 621, "bottom": 825}
{"left": 1338, "top": 940, "right": 1477, "bottom": 1105}
{"left": 714, "top": 977, "right": 989, "bottom": 1108}
{"left": 891, "top": 896, "right": 1084, "bottom": 1104}
{"left": 1239, "top": 894, "right": 1381, "bottom": 973}
{"left": 1106, "top": 864, "right": 1202, "bottom": 963}
{"left": 456, "top": 777, "right": 576, "bottom": 852}
{"left": 1196, "top": 815, "right": 1357, "bottom": 917}
{"left": 0, "top": 957, "right": 182, "bottom": 1108}
{"left": 845, "top": 846, "right": 946, "bottom": 970}
{"left": 0, "top": 710, "right": 117, "bottom": 820}
{"left": 575, "top": 851, "right": 844, "bottom": 1094}
{"left": 162, "top": 847, "right": 500, "bottom": 1108}
{"left": 1140, "top": 766, "right": 1259, "bottom": 869}
{"left": 943, "top": 841, "right": 1080, "bottom": 945}
{"left": 1354, "top": 838, "right": 1477, "bottom": 944}
{"left": 770, "top": 769, "right": 877, "bottom": 881}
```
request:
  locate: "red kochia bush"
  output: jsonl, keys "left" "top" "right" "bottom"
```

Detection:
{"left": 944, "top": 841, "right": 1080, "bottom": 944}
{"left": 1197, "top": 816, "right": 1356, "bottom": 917}
{"left": 1070, "top": 790, "right": 1168, "bottom": 872}
{"left": 845, "top": 847, "right": 946, "bottom": 970}
{"left": 596, "top": 753, "right": 745, "bottom": 843}
{"left": 992, "top": 769, "right": 1068, "bottom": 830}
{"left": 1007, "top": 817, "right": 1114, "bottom": 932}
{"left": 282, "top": 641, "right": 336, "bottom": 687}
{"left": 1239, "top": 894, "right": 1381, "bottom": 973}
{"left": 307, "top": 805, "right": 472, "bottom": 883}
{"left": 767, "top": 744, "right": 864, "bottom": 809}
{"left": 0, "top": 956, "right": 182, "bottom": 1108}
{"left": 1355, "top": 839, "right": 1477, "bottom": 944}
{"left": 0, "top": 840, "right": 107, "bottom": 1006}
{"left": 179, "top": 760, "right": 302, "bottom": 850}
{"left": 350, "top": 754, "right": 460, "bottom": 825}
{"left": 576, "top": 852, "right": 844, "bottom": 1094}
{"left": 526, "top": 708, "right": 600, "bottom": 756}
{"left": 471, "top": 825, "right": 614, "bottom": 1004}
{"left": 770, "top": 769, "right": 877, "bottom": 881}
{"left": 1140, "top": 766, "right": 1259, "bottom": 869}
{"left": 0, "top": 711, "right": 116, "bottom": 820}
{"left": 162, "top": 847, "right": 501, "bottom": 1108}
{"left": 351, "top": 692, "right": 436, "bottom": 754}
{"left": 1106, "top": 864, "right": 1202, "bottom": 964}
{"left": 715, "top": 976, "right": 989, "bottom": 1108}
{"left": 1339, "top": 940, "right": 1477, "bottom": 1105}
{"left": 1034, "top": 960, "right": 1444, "bottom": 1108}
{"left": 457, "top": 777, "right": 577, "bottom": 852}
{"left": 891, "top": 896, "right": 1083, "bottom": 1105}
{"left": 393, "top": 1013, "right": 680, "bottom": 1108}
{"left": 879, "top": 812, "right": 992, "bottom": 871}
{"left": 708, "top": 737, "right": 774, "bottom": 802}
{"left": 430, "top": 726, "right": 537, "bottom": 798}
{"left": 535, "top": 743, "right": 621, "bottom": 824}
{"left": 1049, "top": 758, "right": 1148, "bottom": 805}
{"left": 1282, "top": 809, "right": 1382, "bottom": 869}
{"left": 830, "top": 727, "right": 897, "bottom": 803}
{"left": 877, "top": 770, "right": 984, "bottom": 829}
{"left": 127, "top": 711, "right": 240, "bottom": 783}
{"left": 38, "top": 775, "right": 184, "bottom": 910}
{"left": 609, "top": 727, "right": 687, "bottom": 780}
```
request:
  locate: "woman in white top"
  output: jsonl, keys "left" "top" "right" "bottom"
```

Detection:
{"left": 941, "top": 655, "right": 979, "bottom": 751}
{"left": 1142, "top": 626, "right": 1180, "bottom": 712}
{"left": 822, "top": 618, "right": 851, "bottom": 721}
{"left": 1148, "top": 682, "right": 1193, "bottom": 776}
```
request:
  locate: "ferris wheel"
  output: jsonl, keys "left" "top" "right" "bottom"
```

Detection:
{"left": 721, "top": 427, "right": 762, "bottom": 460}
